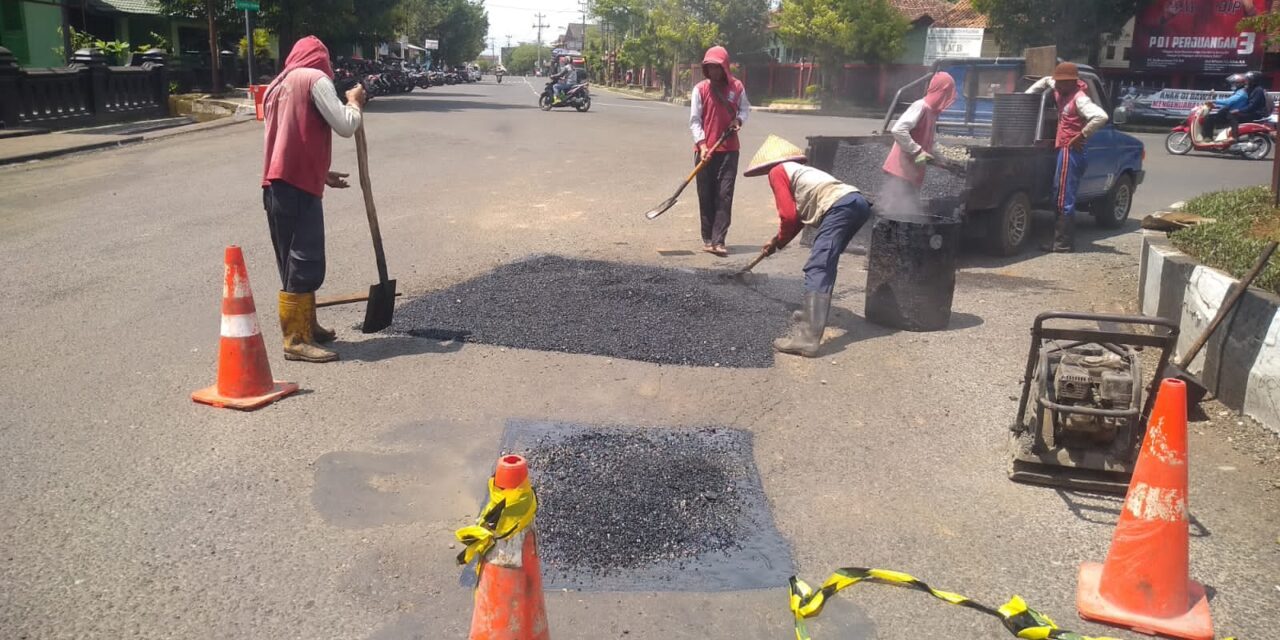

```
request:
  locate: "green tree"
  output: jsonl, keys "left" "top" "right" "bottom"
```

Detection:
{"left": 1241, "top": 12, "right": 1280, "bottom": 49}
{"left": 776, "top": 0, "right": 905, "bottom": 86}
{"left": 395, "top": 0, "right": 488, "bottom": 66}
{"left": 972, "top": 0, "right": 1150, "bottom": 63}
{"left": 775, "top": 0, "right": 848, "bottom": 69}
{"left": 683, "top": 0, "right": 770, "bottom": 59}
{"left": 506, "top": 42, "right": 552, "bottom": 74}
{"left": 155, "top": 0, "right": 238, "bottom": 90}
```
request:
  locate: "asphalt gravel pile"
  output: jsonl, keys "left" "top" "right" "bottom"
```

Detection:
{"left": 392, "top": 255, "right": 798, "bottom": 367}
{"left": 831, "top": 141, "right": 969, "bottom": 207}
{"left": 496, "top": 420, "right": 794, "bottom": 591}
{"left": 526, "top": 428, "right": 748, "bottom": 571}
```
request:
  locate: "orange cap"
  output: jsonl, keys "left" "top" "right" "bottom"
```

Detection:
{"left": 494, "top": 455, "right": 529, "bottom": 489}
{"left": 1053, "top": 62, "right": 1079, "bottom": 81}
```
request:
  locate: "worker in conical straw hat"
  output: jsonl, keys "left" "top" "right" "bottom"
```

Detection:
{"left": 745, "top": 135, "right": 872, "bottom": 358}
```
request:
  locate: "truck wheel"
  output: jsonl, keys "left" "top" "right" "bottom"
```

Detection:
{"left": 985, "top": 192, "right": 1032, "bottom": 256}
{"left": 1094, "top": 174, "right": 1134, "bottom": 229}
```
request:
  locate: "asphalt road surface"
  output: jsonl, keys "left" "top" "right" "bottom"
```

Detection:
{"left": 1, "top": 77, "right": 1277, "bottom": 639}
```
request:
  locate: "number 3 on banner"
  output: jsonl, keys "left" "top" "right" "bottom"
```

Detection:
{"left": 1238, "top": 31, "right": 1257, "bottom": 56}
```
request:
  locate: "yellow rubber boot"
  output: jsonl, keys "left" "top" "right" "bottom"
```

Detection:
{"left": 311, "top": 302, "right": 336, "bottom": 344}
{"left": 279, "top": 291, "right": 338, "bottom": 363}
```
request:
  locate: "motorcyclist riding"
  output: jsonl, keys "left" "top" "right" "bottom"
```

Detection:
{"left": 1202, "top": 73, "right": 1248, "bottom": 142}
{"left": 1243, "top": 70, "right": 1271, "bottom": 123}
{"left": 552, "top": 56, "right": 576, "bottom": 105}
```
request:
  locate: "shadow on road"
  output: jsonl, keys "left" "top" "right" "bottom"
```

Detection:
{"left": 365, "top": 97, "right": 532, "bottom": 113}
{"left": 336, "top": 334, "right": 466, "bottom": 362}
{"left": 821, "top": 307, "right": 898, "bottom": 356}
{"left": 1054, "top": 489, "right": 1211, "bottom": 538}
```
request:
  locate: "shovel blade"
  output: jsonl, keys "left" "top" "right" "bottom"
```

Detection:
{"left": 361, "top": 280, "right": 397, "bottom": 334}
{"left": 645, "top": 196, "right": 678, "bottom": 220}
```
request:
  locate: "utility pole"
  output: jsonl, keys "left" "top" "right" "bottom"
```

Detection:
{"left": 578, "top": 0, "right": 588, "bottom": 52}
{"left": 206, "top": 0, "right": 220, "bottom": 93}
{"left": 533, "top": 12, "right": 549, "bottom": 72}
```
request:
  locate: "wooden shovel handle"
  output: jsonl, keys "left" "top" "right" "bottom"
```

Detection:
{"left": 1179, "top": 240, "right": 1278, "bottom": 366}
{"left": 738, "top": 250, "right": 769, "bottom": 274}
{"left": 355, "top": 125, "right": 390, "bottom": 285}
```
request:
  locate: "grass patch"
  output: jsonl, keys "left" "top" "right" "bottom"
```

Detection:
{"left": 759, "top": 97, "right": 820, "bottom": 107}
{"left": 1171, "top": 185, "right": 1280, "bottom": 295}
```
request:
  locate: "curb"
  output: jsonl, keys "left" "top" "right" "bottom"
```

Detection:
{"left": 1138, "top": 228, "right": 1280, "bottom": 435}
{"left": 0, "top": 116, "right": 252, "bottom": 166}
{"left": 142, "top": 115, "right": 253, "bottom": 141}
{"left": 0, "top": 136, "right": 145, "bottom": 166}
{"left": 595, "top": 85, "right": 672, "bottom": 104}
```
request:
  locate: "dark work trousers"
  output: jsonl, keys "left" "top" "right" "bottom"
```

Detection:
{"left": 263, "top": 180, "right": 327, "bottom": 294}
{"left": 1201, "top": 110, "right": 1239, "bottom": 139}
{"left": 695, "top": 150, "right": 739, "bottom": 246}
{"left": 1054, "top": 147, "right": 1088, "bottom": 218}
{"left": 803, "top": 193, "right": 872, "bottom": 293}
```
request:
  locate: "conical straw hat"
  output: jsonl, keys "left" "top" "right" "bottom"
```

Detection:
{"left": 744, "top": 134, "right": 807, "bottom": 176}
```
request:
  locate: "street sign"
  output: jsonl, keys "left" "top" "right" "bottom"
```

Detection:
{"left": 924, "top": 28, "right": 984, "bottom": 65}
{"left": 234, "top": 0, "right": 259, "bottom": 11}
{"left": 424, "top": 39, "right": 439, "bottom": 50}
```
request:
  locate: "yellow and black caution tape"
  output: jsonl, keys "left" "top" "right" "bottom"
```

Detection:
{"left": 454, "top": 477, "right": 536, "bottom": 570}
{"left": 789, "top": 567, "right": 1122, "bottom": 640}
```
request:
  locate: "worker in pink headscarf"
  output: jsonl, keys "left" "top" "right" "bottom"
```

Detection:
{"left": 882, "top": 71, "right": 957, "bottom": 193}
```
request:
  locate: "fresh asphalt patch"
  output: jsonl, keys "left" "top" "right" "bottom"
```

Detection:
{"left": 467, "top": 419, "right": 795, "bottom": 592}
{"left": 391, "top": 255, "right": 802, "bottom": 367}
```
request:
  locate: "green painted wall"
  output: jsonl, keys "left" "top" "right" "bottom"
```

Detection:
{"left": 0, "top": 0, "right": 30, "bottom": 63}
{"left": 895, "top": 24, "right": 929, "bottom": 66}
{"left": 22, "top": 1, "right": 62, "bottom": 66}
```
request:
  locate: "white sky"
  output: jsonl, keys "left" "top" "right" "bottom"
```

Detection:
{"left": 483, "top": 0, "right": 590, "bottom": 51}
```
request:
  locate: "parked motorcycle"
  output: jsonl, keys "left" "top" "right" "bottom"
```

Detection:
{"left": 1165, "top": 104, "right": 1274, "bottom": 160}
{"left": 539, "top": 81, "right": 591, "bottom": 112}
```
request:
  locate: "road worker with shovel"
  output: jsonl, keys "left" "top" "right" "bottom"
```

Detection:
{"left": 745, "top": 135, "right": 872, "bottom": 357}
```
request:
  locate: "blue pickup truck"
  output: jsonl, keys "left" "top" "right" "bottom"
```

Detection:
{"left": 878, "top": 58, "right": 1147, "bottom": 255}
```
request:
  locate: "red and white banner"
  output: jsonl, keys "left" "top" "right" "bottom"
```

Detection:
{"left": 1131, "top": 0, "right": 1270, "bottom": 73}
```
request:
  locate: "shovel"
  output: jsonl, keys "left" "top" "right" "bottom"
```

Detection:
{"left": 644, "top": 127, "right": 735, "bottom": 220}
{"left": 718, "top": 249, "right": 770, "bottom": 283}
{"left": 354, "top": 125, "right": 397, "bottom": 333}
{"left": 1162, "top": 240, "right": 1277, "bottom": 404}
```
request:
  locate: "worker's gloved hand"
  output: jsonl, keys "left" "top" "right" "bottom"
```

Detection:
{"left": 762, "top": 238, "right": 780, "bottom": 257}
{"left": 915, "top": 151, "right": 935, "bottom": 166}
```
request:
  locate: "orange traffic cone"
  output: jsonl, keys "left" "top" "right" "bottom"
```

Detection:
{"left": 191, "top": 246, "right": 298, "bottom": 410}
{"left": 1076, "top": 378, "right": 1214, "bottom": 640}
{"left": 470, "top": 455, "right": 550, "bottom": 640}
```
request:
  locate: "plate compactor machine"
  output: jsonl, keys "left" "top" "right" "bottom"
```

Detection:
{"left": 1009, "top": 312, "right": 1180, "bottom": 494}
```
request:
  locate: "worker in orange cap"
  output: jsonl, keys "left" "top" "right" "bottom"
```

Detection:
{"left": 1025, "top": 62, "right": 1108, "bottom": 253}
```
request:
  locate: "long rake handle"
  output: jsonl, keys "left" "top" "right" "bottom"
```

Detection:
{"left": 1178, "top": 240, "right": 1277, "bottom": 366}
{"left": 738, "top": 250, "right": 769, "bottom": 275}
{"left": 355, "top": 125, "right": 390, "bottom": 285}
{"left": 650, "top": 128, "right": 736, "bottom": 215}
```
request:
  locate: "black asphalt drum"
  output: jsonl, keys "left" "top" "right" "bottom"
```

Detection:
{"left": 864, "top": 212, "right": 961, "bottom": 331}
